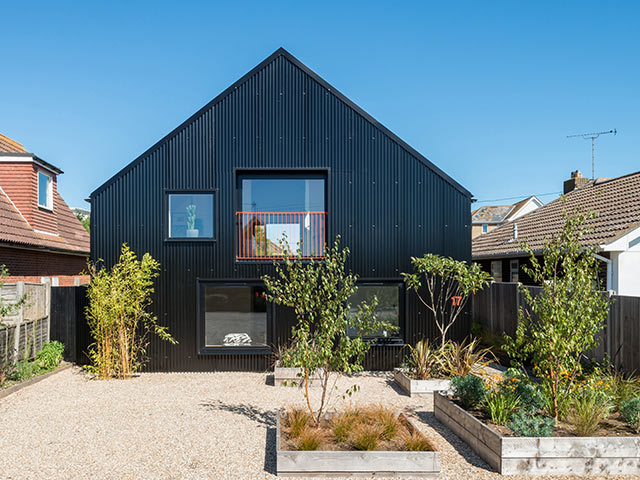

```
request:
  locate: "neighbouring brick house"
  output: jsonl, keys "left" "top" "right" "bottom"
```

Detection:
{"left": 473, "top": 170, "right": 640, "bottom": 296}
{"left": 0, "top": 133, "right": 90, "bottom": 286}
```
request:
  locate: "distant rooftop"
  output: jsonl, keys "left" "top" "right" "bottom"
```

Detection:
{"left": 0, "top": 133, "right": 27, "bottom": 153}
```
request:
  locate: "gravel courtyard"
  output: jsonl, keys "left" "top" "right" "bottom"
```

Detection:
{"left": 0, "top": 368, "right": 637, "bottom": 480}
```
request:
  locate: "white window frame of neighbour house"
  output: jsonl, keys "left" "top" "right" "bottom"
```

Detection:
{"left": 38, "top": 171, "right": 53, "bottom": 210}
{"left": 510, "top": 260, "right": 519, "bottom": 282}
{"left": 482, "top": 224, "right": 488, "bottom": 234}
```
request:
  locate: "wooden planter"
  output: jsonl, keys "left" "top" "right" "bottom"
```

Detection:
{"left": 393, "top": 369, "right": 451, "bottom": 397}
{"left": 434, "top": 392, "right": 640, "bottom": 475}
{"left": 273, "top": 362, "right": 321, "bottom": 386}
{"left": 276, "top": 413, "right": 441, "bottom": 477}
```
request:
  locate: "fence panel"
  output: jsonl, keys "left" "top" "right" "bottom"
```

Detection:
{"left": 473, "top": 283, "right": 640, "bottom": 373}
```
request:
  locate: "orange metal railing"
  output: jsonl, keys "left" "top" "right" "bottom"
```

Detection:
{"left": 236, "top": 211, "right": 327, "bottom": 260}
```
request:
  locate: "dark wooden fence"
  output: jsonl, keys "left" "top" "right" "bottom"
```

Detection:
{"left": 472, "top": 282, "right": 640, "bottom": 372}
{"left": 50, "top": 286, "right": 89, "bottom": 364}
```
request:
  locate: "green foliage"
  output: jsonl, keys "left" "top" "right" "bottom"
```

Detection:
{"left": 567, "top": 387, "right": 611, "bottom": 436}
{"left": 403, "top": 254, "right": 491, "bottom": 348}
{"left": 403, "top": 339, "right": 446, "bottom": 380}
{"left": 75, "top": 212, "right": 90, "bottom": 233}
{"left": 85, "top": 244, "right": 176, "bottom": 379}
{"left": 486, "top": 388, "right": 521, "bottom": 426}
{"left": 262, "top": 236, "right": 395, "bottom": 424}
{"left": 504, "top": 205, "right": 612, "bottom": 420}
{"left": 439, "top": 337, "right": 495, "bottom": 378}
{"left": 451, "top": 375, "right": 487, "bottom": 409}
{"left": 36, "top": 341, "right": 64, "bottom": 371}
{"left": 502, "top": 368, "right": 545, "bottom": 414}
{"left": 508, "top": 411, "right": 555, "bottom": 437}
{"left": 620, "top": 397, "right": 640, "bottom": 433}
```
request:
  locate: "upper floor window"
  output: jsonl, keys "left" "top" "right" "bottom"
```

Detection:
{"left": 167, "top": 192, "right": 215, "bottom": 240}
{"left": 236, "top": 172, "right": 326, "bottom": 259}
{"left": 38, "top": 171, "right": 53, "bottom": 210}
{"left": 482, "top": 224, "right": 488, "bottom": 234}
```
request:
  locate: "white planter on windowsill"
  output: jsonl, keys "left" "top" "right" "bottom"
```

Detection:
{"left": 186, "top": 228, "right": 199, "bottom": 238}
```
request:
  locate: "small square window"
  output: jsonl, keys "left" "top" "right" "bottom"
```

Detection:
{"left": 347, "top": 284, "right": 403, "bottom": 341}
{"left": 167, "top": 192, "right": 215, "bottom": 239}
{"left": 38, "top": 171, "right": 53, "bottom": 210}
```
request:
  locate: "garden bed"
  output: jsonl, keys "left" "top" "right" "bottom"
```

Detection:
{"left": 393, "top": 368, "right": 451, "bottom": 397}
{"left": 273, "top": 362, "right": 321, "bottom": 386}
{"left": 276, "top": 408, "right": 440, "bottom": 477}
{"left": 434, "top": 392, "right": 640, "bottom": 475}
{"left": 0, "top": 362, "right": 72, "bottom": 400}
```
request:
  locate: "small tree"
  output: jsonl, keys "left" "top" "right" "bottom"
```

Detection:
{"left": 402, "top": 254, "right": 492, "bottom": 348}
{"left": 85, "top": 244, "right": 176, "bottom": 379}
{"left": 504, "top": 207, "right": 612, "bottom": 420}
{"left": 262, "top": 237, "right": 395, "bottom": 425}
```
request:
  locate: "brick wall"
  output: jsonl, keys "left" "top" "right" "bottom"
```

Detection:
{"left": 0, "top": 246, "right": 88, "bottom": 286}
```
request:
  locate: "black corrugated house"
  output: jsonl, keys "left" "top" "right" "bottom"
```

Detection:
{"left": 90, "top": 48, "right": 472, "bottom": 372}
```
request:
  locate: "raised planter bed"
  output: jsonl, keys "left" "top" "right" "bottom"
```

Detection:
{"left": 276, "top": 412, "right": 441, "bottom": 477}
{"left": 0, "top": 362, "right": 72, "bottom": 400}
{"left": 434, "top": 392, "right": 640, "bottom": 475}
{"left": 273, "top": 362, "right": 321, "bottom": 386}
{"left": 393, "top": 368, "right": 451, "bottom": 397}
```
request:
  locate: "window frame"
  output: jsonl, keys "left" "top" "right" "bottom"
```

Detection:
{"left": 349, "top": 279, "right": 406, "bottom": 345}
{"left": 37, "top": 170, "right": 53, "bottom": 211}
{"left": 164, "top": 189, "right": 218, "bottom": 242}
{"left": 196, "top": 279, "right": 273, "bottom": 355}
{"left": 510, "top": 259, "right": 519, "bottom": 282}
{"left": 233, "top": 168, "right": 330, "bottom": 263}
{"left": 482, "top": 224, "right": 488, "bottom": 234}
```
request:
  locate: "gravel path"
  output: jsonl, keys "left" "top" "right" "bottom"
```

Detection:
{"left": 0, "top": 367, "right": 636, "bottom": 479}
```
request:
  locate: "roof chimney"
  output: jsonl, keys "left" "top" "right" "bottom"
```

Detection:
{"left": 563, "top": 170, "right": 590, "bottom": 194}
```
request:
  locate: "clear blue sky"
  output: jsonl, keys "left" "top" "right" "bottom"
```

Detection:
{"left": 1, "top": 1, "right": 638, "bottom": 209}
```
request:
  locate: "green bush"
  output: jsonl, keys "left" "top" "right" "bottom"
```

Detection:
{"left": 503, "top": 369, "right": 545, "bottom": 414}
{"left": 508, "top": 411, "right": 555, "bottom": 437}
{"left": 486, "top": 389, "right": 521, "bottom": 426}
{"left": 451, "top": 375, "right": 486, "bottom": 409}
{"left": 620, "top": 397, "right": 640, "bottom": 433}
{"left": 36, "top": 341, "right": 64, "bottom": 371}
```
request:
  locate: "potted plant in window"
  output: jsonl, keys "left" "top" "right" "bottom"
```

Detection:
{"left": 186, "top": 204, "right": 199, "bottom": 237}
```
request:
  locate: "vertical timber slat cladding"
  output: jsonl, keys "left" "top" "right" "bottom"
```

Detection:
{"left": 90, "top": 48, "right": 472, "bottom": 372}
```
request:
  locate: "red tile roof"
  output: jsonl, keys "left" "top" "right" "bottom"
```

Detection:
{"left": 0, "top": 185, "right": 90, "bottom": 255}
{"left": 472, "top": 171, "right": 640, "bottom": 258}
{"left": 0, "top": 133, "right": 27, "bottom": 153}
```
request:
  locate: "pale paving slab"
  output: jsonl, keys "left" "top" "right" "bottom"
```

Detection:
{"left": 0, "top": 367, "right": 637, "bottom": 480}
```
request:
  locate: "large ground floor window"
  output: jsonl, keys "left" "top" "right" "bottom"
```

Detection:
{"left": 198, "top": 282, "right": 269, "bottom": 353}
{"left": 347, "top": 282, "right": 404, "bottom": 343}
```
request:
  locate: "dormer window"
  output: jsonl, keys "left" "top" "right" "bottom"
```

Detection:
{"left": 38, "top": 171, "right": 53, "bottom": 210}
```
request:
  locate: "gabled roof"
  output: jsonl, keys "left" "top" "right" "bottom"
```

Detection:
{"left": 91, "top": 47, "right": 471, "bottom": 199}
{"left": 0, "top": 187, "right": 90, "bottom": 255}
{"left": 472, "top": 205, "right": 515, "bottom": 224}
{"left": 0, "top": 133, "right": 27, "bottom": 153}
{"left": 472, "top": 171, "right": 640, "bottom": 259}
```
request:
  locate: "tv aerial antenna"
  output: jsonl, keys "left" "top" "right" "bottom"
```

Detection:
{"left": 567, "top": 129, "right": 616, "bottom": 180}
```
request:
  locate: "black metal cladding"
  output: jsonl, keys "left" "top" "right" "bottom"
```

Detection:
{"left": 90, "top": 48, "right": 472, "bottom": 372}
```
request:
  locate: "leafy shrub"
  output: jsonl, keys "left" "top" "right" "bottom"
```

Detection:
{"left": 508, "top": 411, "right": 555, "bottom": 437}
{"left": 297, "top": 427, "right": 326, "bottom": 450}
{"left": 36, "top": 341, "right": 64, "bottom": 371}
{"left": 402, "top": 429, "right": 432, "bottom": 451}
{"left": 404, "top": 340, "right": 445, "bottom": 380}
{"left": 286, "top": 408, "right": 311, "bottom": 438}
{"left": 502, "top": 369, "right": 545, "bottom": 414}
{"left": 451, "top": 375, "right": 486, "bottom": 409}
{"left": 620, "top": 397, "right": 640, "bottom": 433}
{"left": 350, "top": 423, "right": 382, "bottom": 450}
{"left": 485, "top": 389, "right": 521, "bottom": 426}
{"left": 567, "top": 388, "right": 611, "bottom": 436}
{"left": 440, "top": 338, "right": 495, "bottom": 377}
